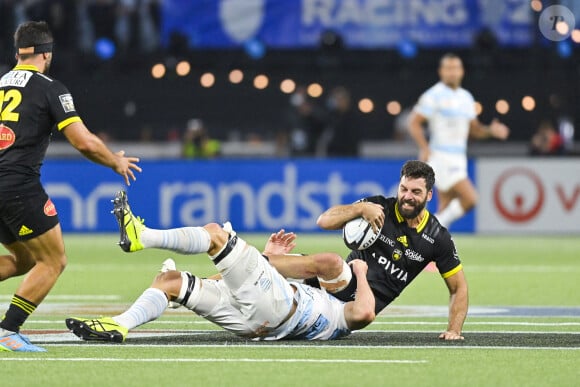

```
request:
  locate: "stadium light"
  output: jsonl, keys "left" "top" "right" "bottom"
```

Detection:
{"left": 151, "top": 63, "right": 166, "bottom": 79}
{"left": 495, "top": 99, "right": 510, "bottom": 115}
{"left": 229, "top": 69, "right": 244, "bottom": 84}
{"left": 254, "top": 74, "right": 269, "bottom": 89}
{"left": 530, "top": 0, "right": 542, "bottom": 12}
{"left": 280, "top": 79, "right": 296, "bottom": 94}
{"left": 475, "top": 101, "right": 483, "bottom": 116}
{"left": 307, "top": 83, "right": 323, "bottom": 98}
{"left": 175, "top": 61, "right": 191, "bottom": 77}
{"left": 522, "top": 96, "right": 536, "bottom": 111}
{"left": 572, "top": 29, "right": 580, "bottom": 43}
{"left": 386, "top": 101, "right": 401, "bottom": 115}
{"left": 200, "top": 73, "right": 215, "bottom": 88}
{"left": 358, "top": 98, "right": 374, "bottom": 113}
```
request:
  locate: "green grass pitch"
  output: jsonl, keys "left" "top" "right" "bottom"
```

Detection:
{"left": 1, "top": 233, "right": 579, "bottom": 387}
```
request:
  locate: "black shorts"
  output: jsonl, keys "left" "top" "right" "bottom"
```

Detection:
{"left": 0, "top": 184, "right": 60, "bottom": 244}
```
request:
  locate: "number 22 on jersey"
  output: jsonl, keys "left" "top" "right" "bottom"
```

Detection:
{"left": 0, "top": 89, "right": 22, "bottom": 122}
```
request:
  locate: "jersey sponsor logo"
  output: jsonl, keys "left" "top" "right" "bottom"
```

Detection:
{"left": 378, "top": 234, "right": 395, "bottom": 247}
{"left": 58, "top": 94, "right": 75, "bottom": 113}
{"left": 422, "top": 233, "right": 435, "bottom": 244}
{"left": 44, "top": 199, "right": 57, "bottom": 216}
{"left": 0, "top": 124, "right": 16, "bottom": 150}
{"left": 404, "top": 249, "right": 425, "bottom": 262}
{"left": 0, "top": 70, "right": 33, "bottom": 88}
{"left": 373, "top": 252, "right": 408, "bottom": 282}
{"left": 18, "top": 225, "right": 33, "bottom": 236}
{"left": 396, "top": 235, "right": 408, "bottom": 247}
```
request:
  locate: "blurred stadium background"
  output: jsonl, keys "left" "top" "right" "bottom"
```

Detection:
{"left": 0, "top": 0, "right": 579, "bottom": 235}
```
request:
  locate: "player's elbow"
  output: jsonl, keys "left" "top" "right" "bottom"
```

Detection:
{"left": 348, "top": 305, "right": 375, "bottom": 330}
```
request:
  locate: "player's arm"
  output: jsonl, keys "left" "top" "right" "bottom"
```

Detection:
{"left": 407, "top": 111, "right": 431, "bottom": 162}
{"left": 440, "top": 269, "right": 468, "bottom": 340}
{"left": 469, "top": 118, "right": 510, "bottom": 140}
{"left": 317, "top": 202, "right": 384, "bottom": 232}
{"left": 61, "top": 121, "right": 142, "bottom": 186}
{"left": 344, "top": 259, "right": 375, "bottom": 330}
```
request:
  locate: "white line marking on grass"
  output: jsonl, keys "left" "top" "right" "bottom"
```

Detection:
{"left": 0, "top": 295, "right": 121, "bottom": 301}
{"left": 29, "top": 320, "right": 580, "bottom": 327}
{"left": 0, "top": 358, "right": 427, "bottom": 364}
{"left": 370, "top": 321, "right": 580, "bottom": 326}
{"left": 39, "top": 343, "right": 580, "bottom": 351}
{"left": 467, "top": 265, "right": 580, "bottom": 273}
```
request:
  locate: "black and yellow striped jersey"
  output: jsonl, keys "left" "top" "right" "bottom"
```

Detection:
{"left": 346, "top": 196, "right": 462, "bottom": 313}
{"left": 0, "top": 64, "right": 81, "bottom": 191}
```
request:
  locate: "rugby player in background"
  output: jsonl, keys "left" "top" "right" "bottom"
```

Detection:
{"left": 408, "top": 53, "right": 509, "bottom": 229}
{"left": 0, "top": 21, "right": 141, "bottom": 352}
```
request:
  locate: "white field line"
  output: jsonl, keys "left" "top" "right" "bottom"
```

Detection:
{"left": 464, "top": 265, "right": 580, "bottom": 273}
{"left": 26, "top": 320, "right": 580, "bottom": 327}
{"left": 35, "top": 343, "right": 580, "bottom": 351}
{"left": 0, "top": 295, "right": 121, "bottom": 301}
{"left": 0, "top": 357, "right": 427, "bottom": 364}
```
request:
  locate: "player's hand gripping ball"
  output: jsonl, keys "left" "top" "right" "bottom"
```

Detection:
{"left": 342, "top": 217, "right": 380, "bottom": 250}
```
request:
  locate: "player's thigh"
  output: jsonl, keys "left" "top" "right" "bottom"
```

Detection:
{"left": 450, "top": 178, "right": 478, "bottom": 207}
{"left": 437, "top": 189, "right": 454, "bottom": 211}
{"left": 21, "top": 224, "right": 66, "bottom": 267}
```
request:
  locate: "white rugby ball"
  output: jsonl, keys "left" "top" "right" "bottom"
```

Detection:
{"left": 342, "top": 217, "right": 380, "bottom": 250}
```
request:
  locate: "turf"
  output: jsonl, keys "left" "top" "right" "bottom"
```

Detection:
{"left": 1, "top": 233, "right": 579, "bottom": 387}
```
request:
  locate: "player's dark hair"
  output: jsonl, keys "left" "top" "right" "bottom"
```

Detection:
{"left": 400, "top": 160, "right": 435, "bottom": 192}
{"left": 439, "top": 52, "right": 461, "bottom": 67}
{"left": 14, "top": 21, "right": 53, "bottom": 59}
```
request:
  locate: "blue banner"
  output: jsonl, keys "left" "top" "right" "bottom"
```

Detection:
{"left": 161, "top": 0, "right": 533, "bottom": 48}
{"left": 41, "top": 159, "right": 474, "bottom": 233}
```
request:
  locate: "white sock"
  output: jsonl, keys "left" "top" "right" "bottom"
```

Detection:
{"left": 140, "top": 227, "right": 211, "bottom": 254}
{"left": 113, "top": 288, "right": 168, "bottom": 330}
{"left": 0, "top": 328, "right": 16, "bottom": 337}
{"left": 435, "top": 198, "right": 465, "bottom": 228}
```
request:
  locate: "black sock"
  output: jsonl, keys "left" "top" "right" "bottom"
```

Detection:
{"left": 0, "top": 294, "right": 37, "bottom": 333}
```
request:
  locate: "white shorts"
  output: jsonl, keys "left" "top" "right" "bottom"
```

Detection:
{"left": 194, "top": 237, "right": 350, "bottom": 341}
{"left": 428, "top": 151, "right": 468, "bottom": 192}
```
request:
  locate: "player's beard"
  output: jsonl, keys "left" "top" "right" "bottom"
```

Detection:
{"left": 397, "top": 196, "right": 427, "bottom": 219}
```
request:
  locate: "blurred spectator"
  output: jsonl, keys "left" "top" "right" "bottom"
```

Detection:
{"left": 181, "top": 119, "right": 220, "bottom": 158}
{"left": 529, "top": 120, "right": 565, "bottom": 156}
{"left": 392, "top": 107, "right": 414, "bottom": 143}
{"left": 325, "top": 86, "right": 360, "bottom": 157}
{"left": 285, "top": 86, "right": 328, "bottom": 156}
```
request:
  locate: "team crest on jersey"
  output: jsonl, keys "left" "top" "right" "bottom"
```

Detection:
{"left": 396, "top": 235, "right": 408, "bottom": 247}
{"left": 59, "top": 93, "right": 75, "bottom": 113}
{"left": 0, "top": 124, "right": 16, "bottom": 150}
{"left": 392, "top": 249, "right": 402, "bottom": 261}
{"left": 44, "top": 199, "right": 57, "bottom": 216}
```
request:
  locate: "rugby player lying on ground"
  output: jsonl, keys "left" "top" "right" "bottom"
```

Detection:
{"left": 66, "top": 191, "right": 375, "bottom": 342}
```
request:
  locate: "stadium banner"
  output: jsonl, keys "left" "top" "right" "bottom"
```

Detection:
{"left": 476, "top": 159, "right": 580, "bottom": 234}
{"left": 41, "top": 159, "right": 475, "bottom": 233}
{"left": 161, "top": 0, "right": 533, "bottom": 49}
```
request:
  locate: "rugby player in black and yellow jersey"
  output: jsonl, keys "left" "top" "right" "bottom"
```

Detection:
{"left": 0, "top": 21, "right": 141, "bottom": 352}
{"left": 269, "top": 160, "right": 468, "bottom": 340}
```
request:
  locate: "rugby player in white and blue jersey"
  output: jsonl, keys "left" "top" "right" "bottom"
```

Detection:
{"left": 65, "top": 191, "right": 376, "bottom": 342}
{"left": 408, "top": 53, "right": 509, "bottom": 228}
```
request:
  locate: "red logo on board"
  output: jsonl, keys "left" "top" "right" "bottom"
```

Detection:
{"left": 44, "top": 199, "right": 57, "bottom": 216}
{"left": 493, "top": 168, "right": 544, "bottom": 223}
{"left": 0, "top": 124, "right": 16, "bottom": 150}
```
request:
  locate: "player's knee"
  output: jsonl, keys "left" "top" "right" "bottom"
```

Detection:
{"left": 152, "top": 270, "right": 182, "bottom": 295}
{"left": 204, "top": 222, "right": 228, "bottom": 242}
{"left": 313, "top": 253, "right": 344, "bottom": 278}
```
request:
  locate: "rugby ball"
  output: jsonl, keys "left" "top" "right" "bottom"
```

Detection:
{"left": 342, "top": 217, "right": 380, "bottom": 250}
